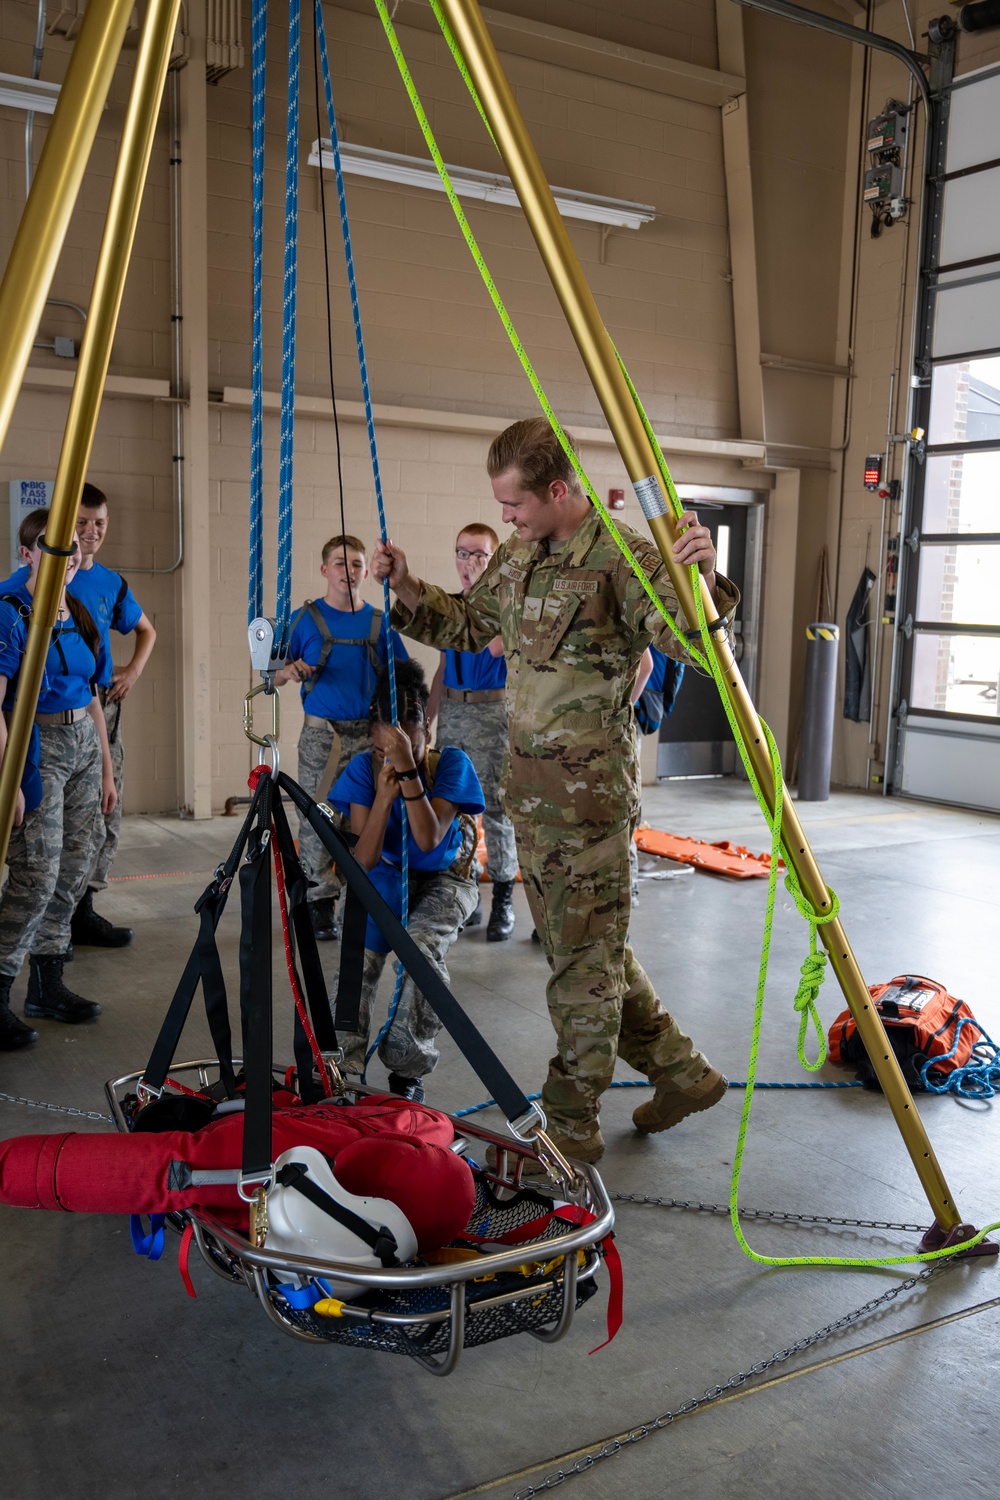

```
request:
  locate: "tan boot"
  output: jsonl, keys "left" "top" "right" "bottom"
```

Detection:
{"left": 632, "top": 1067, "right": 728, "bottom": 1134}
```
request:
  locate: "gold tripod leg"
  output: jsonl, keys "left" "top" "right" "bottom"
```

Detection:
{"left": 0, "top": 0, "right": 184, "bottom": 873}
{"left": 436, "top": 0, "right": 962, "bottom": 1234}
{"left": 0, "top": 0, "right": 136, "bottom": 455}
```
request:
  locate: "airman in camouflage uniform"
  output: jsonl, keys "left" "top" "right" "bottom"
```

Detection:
{"left": 373, "top": 418, "right": 738, "bottom": 1160}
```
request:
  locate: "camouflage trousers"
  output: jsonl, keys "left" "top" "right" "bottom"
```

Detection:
{"left": 87, "top": 697, "right": 124, "bottom": 892}
{"left": 338, "top": 864, "right": 479, "bottom": 1078}
{"left": 0, "top": 717, "right": 102, "bottom": 978}
{"left": 519, "top": 818, "right": 711, "bottom": 1146}
{"left": 296, "top": 717, "right": 370, "bottom": 904}
{"left": 437, "top": 699, "right": 518, "bottom": 883}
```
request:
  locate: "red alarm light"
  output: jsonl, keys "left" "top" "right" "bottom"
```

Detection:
{"left": 864, "top": 455, "right": 883, "bottom": 491}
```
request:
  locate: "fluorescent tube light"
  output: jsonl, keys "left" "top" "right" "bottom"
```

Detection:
{"left": 0, "top": 72, "right": 61, "bottom": 114}
{"left": 308, "top": 140, "right": 655, "bottom": 231}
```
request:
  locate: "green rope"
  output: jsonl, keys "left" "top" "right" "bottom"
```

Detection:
{"left": 784, "top": 869, "right": 839, "bottom": 1071}
{"left": 371, "top": 0, "right": 1000, "bottom": 1269}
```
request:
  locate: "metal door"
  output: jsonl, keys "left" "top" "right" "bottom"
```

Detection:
{"left": 657, "top": 487, "right": 764, "bottom": 779}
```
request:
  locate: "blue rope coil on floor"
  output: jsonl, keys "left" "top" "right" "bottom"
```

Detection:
{"left": 920, "top": 1017, "right": 1000, "bottom": 1099}
{"left": 314, "top": 0, "right": 407, "bottom": 1074}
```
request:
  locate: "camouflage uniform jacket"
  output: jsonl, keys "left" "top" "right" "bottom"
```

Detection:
{"left": 393, "top": 509, "right": 739, "bottom": 838}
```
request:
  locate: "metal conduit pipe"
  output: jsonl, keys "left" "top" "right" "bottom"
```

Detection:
{"left": 24, "top": 0, "right": 46, "bottom": 196}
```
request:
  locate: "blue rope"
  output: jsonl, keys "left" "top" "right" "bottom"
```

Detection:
{"left": 248, "top": 0, "right": 267, "bottom": 628}
{"left": 314, "top": 1, "right": 407, "bottom": 1075}
{"left": 452, "top": 1078, "right": 863, "bottom": 1118}
{"left": 919, "top": 1016, "right": 1000, "bottom": 1099}
{"left": 273, "top": 0, "right": 300, "bottom": 661}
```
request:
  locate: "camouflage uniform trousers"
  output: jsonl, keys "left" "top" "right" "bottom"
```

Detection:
{"left": 88, "top": 697, "right": 124, "bottom": 892}
{"left": 338, "top": 863, "right": 479, "bottom": 1078}
{"left": 295, "top": 717, "right": 370, "bottom": 904}
{"left": 0, "top": 717, "right": 103, "bottom": 978}
{"left": 436, "top": 698, "right": 518, "bottom": 883}
{"left": 518, "top": 817, "right": 710, "bottom": 1147}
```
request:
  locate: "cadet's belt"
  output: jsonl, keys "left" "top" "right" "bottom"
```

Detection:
{"left": 443, "top": 687, "right": 506, "bottom": 704}
{"left": 302, "top": 714, "right": 368, "bottom": 730}
{"left": 34, "top": 707, "right": 89, "bottom": 727}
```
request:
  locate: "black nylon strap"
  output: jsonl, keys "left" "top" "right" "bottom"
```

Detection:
{"left": 239, "top": 780, "right": 274, "bottom": 1182}
{"left": 278, "top": 772, "right": 532, "bottom": 1124}
{"left": 140, "top": 786, "right": 266, "bottom": 1097}
{"left": 276, "top": 1161, "right": 399, "bottom": 1266}
{"left": 334, "top": 875, "right": 367, "bottom": 1035}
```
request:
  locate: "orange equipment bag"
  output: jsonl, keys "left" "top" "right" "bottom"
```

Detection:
{"left": 828, "top": 974, "right": 980, "bottom": 1092}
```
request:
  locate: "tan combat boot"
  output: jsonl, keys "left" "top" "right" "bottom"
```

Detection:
{"left": 632, "top": 1067, "right": 728, "bottom": 1134}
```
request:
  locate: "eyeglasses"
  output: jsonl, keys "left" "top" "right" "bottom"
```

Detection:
{"left": 456, "top": 548, "right": 490, "bottom": 562}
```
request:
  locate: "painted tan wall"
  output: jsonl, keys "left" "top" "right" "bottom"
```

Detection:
{"left": 9, "top": 0, "right": 992, "bottom": 809}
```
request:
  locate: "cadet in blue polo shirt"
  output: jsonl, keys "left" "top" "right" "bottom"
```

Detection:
{"left": 427, "top": 523, "right": 518, "bottom": 942}
{"left": 329, "top": 660, "right": 482, "bottom": 1101}
{"left": 274, "top": 534, "right": 408, "bottom": 943}
{"left": 66, "top": 484, "right": 156, "bottom": 950}
{"left": 0, "top": 510, "right": 117, "bottom": 1050}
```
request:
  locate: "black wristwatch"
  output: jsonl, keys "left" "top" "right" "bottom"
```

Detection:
{"left": 396, "top": 766, "right": 421, "bottom": 781}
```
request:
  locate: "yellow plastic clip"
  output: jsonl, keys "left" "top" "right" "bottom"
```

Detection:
{"left": 314, "top": 1297, "right": 346, "bottom": 1318}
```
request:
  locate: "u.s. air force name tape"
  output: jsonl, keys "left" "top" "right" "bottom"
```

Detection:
{"left": 632, "top": 474, "right": 669, "bottom": 521}
{"left": 806, "top": 625, "right": 840, "bottom": 641}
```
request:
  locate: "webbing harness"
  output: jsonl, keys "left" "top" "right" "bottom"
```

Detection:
{"left": 294, "top": 600, "right": 383, "bottom": 699}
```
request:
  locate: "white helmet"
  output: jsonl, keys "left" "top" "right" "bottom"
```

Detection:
{"left": 266, "top": 1145, "right": 418, "bottom": 1301}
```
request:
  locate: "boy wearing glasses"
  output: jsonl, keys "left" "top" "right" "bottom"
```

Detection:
{"left": 427, "top": 524, "right": 518, "bottom": 941}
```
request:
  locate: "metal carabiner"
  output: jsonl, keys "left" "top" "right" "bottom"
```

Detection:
{"left": 244, "top": 678, "right": 280, "bottom": 751}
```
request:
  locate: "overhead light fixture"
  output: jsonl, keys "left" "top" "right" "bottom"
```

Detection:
{"left": 0, "top": 72, "right": 61, "bottom": 114}
{"left": 308, "top": 140, "right": 656, "bottom": 231}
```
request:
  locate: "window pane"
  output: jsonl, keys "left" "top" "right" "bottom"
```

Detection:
{"left": 911, "top": 632, "right": 1000, "bottom": 715}
{"left": 915, "top": 543, "right": 1000, "bottom": 625}
{"left": 921, "top": 448, "right": 1000, "bottom": 532}
{"left": 928, "top": 356, "right": 1000, "bottom": 443}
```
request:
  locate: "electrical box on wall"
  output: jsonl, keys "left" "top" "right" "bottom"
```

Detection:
{"left": 608, "top": 488, "right": 625, "bottom": 511}
{"left": 863, "top": 163, "right": 904, "bottom": 207}
{"left": 864, "top": 454, "right": 883, "bottom": 491}
{"left": 865, "top": 97, "right": 908, "bottom": 236}
{"left": 866, "top": 107, "right": 907, "bottom": 154}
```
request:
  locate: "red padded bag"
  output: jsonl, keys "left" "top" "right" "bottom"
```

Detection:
{"left": 0, "top": 1095, "right": 475, "bottom": 1249}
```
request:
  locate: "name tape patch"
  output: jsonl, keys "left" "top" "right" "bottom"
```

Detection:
{"left": 551, "top": 578, "right": 599, "bottom": 595}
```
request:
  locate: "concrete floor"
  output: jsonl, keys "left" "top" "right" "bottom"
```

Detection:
{"left": 2, "top": 779, "right": 999, "bottom": 1499}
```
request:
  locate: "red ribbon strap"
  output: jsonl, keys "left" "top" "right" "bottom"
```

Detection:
{"left": 178, "top": 1222, "right": 197, "bottom": 1298}
{"left": 555, "top": 1206, "right": 623, "bottom": 1352}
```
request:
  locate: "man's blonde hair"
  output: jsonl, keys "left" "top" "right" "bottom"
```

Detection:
{"left": 322, "top": 534, "right": 366, "bottom": 564}
{"left": 486, "top": 418, "right": 582, "bottom": 499}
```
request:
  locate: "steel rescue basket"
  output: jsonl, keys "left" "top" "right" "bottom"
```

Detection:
{"left": 105, "top": 770, "right": 615, "bottom": 1375}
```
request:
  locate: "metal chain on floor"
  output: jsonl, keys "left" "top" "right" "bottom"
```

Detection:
{"left": 610, "top": 1191, "right": 928, "bottom": 1235}
{"left": 509, "top": 1261, "right": 948, "bottom": 1500}
{"left": 0, "top": 1090, "right": 112, "bottom": 1124}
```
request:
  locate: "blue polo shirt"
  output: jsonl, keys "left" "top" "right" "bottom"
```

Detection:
{"left": 288, "top": 600, "right": 408, "bottom": 722}
{"left": 0, "top": 560, "right": 142, "bottom": 689}
{"left": 69, "top": 561, "right": 144, "bottom": 689}
{"left": 0, "top": 583, "right": 110, "bottom": 811}
{"left": 442, "top": 647, "right": 506, "bottom": 693}
{"left": 330, "top": 745, "right": 484, "bottom": 953}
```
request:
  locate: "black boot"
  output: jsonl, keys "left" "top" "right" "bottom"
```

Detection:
{"left": 463, "top": 891, "right": 483, "bottom": 930}
{"left": 0, "top": 973, "right": 37, "bottom": 1050}
{"left": 387, "top": 1072, "right": 426, "bottom": 1104}
{"left": 24, "top": 954, "right": 102, "bottom": 1024}
{"left": 486, "top": 880, "right": 515, "bottom": 942}
{"left": 309, "top": 897, "right": 339, "bottom": 942}
{"left": 71, "top": 889, "right": 133, "bottom": 948}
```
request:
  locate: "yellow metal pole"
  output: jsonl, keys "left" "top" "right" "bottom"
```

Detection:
{"left": 0, "top": 0, "right": 184, "bottom": 873}
{"left": 0, "top": 0, "right": 136, "bottom": 455}
{"left": 437, "top": 0, "right": 963, "bottom": 1234}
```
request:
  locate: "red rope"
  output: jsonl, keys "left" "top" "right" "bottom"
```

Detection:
{"left": 273, "top": 830, "right": 333, "bottom": 1098}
